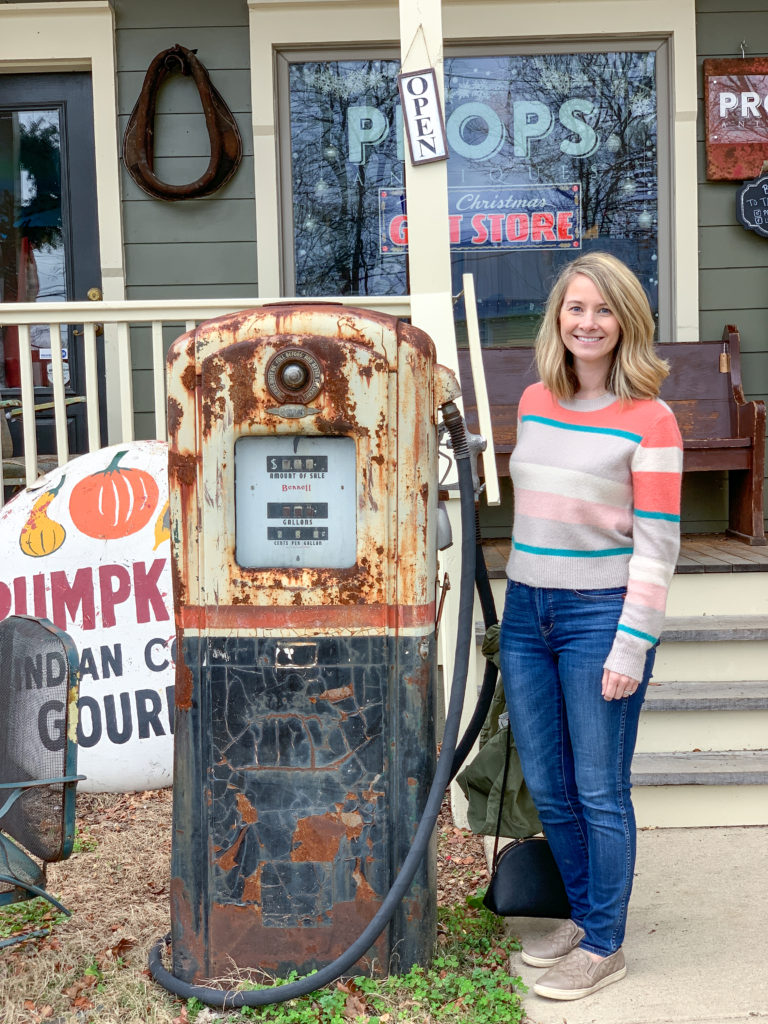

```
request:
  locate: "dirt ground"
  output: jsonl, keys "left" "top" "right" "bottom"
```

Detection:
{"left": 0, "top": 790, "right": 490, "bottom": 1024}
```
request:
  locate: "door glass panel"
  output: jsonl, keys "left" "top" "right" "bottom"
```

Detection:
{"left": 0, "top": 107, "right": 68, "bottom": 387}
{"left": 285, "top": 49, "right": 661, "bottom": 345}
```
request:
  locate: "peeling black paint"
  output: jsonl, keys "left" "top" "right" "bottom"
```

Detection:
{"left": 171, "top": 633, "right": 437, "bottom": 981}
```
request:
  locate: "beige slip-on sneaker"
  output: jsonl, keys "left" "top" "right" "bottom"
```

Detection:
{"left": 520, "top": 919, "right": 586, "bottom": 967}
{"left": 533, "top": 946, "right": 626, "bottom": 1000}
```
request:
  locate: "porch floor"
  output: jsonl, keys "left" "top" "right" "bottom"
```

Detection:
{"left": 480, "top": 533, "right": 768, "bottom": 577}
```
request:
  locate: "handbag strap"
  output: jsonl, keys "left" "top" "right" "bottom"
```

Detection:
{"left": 491, "top": 719, "right": 514, "bottom": 870}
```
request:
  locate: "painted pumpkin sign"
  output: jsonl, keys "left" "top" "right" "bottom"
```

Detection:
{"left": 69, "top": 449, "right": 160, "bottom": 539}
{"left": 0, "top": 441, "right": 174, "bottom": 793}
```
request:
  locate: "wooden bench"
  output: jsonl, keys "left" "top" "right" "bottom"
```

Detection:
{"left": 459, "top": 325, "right": 766, "bottom": 545}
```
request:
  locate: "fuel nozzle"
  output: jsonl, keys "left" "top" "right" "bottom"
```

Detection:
{"left": 465, "top": 430, "right": 487, "bottom": 501}
{"left": 440, "top": 403, "right": 487, "bottom": 501}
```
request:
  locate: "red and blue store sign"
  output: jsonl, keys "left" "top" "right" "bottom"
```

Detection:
{"left": 379, "top": 183, "right": 581, "bottom": 253}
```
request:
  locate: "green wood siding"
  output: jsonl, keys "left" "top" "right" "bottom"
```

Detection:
{"left": 112, "top": 0, "right": 257, "bottom": 438}
{"left": 696, "top": 1, "right": 768, "bottom": 534}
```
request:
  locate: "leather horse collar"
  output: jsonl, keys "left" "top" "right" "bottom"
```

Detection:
{"left": 123, "top": 43, "right": 242, "bottom": 201}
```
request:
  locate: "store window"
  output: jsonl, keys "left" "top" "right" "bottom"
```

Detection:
{"left": 280, "top": 46, "right": 665, "bottom": 344}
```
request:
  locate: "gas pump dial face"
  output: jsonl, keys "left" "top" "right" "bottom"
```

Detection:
{"left": 266, "top": 348, "right": 323, "bottom": 405}
{"left": 234, "top": 435, "right": 356, "bottom": 568}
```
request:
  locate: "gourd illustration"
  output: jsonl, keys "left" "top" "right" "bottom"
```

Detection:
{"left": 153, "top": 499, "right": 170, "bottom": 550}
{"left": 69, "top": 449, "right": 159, "bottom": 540}
{"left": 19, "top": 476, "right": 67, "bottom": 557}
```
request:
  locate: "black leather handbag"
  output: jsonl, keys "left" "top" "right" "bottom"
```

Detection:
{"left": 483, "top": 835, "right": 571, "bottom": 918}
{"left": 482, "top": 725, "right": 571, "bottom": 919}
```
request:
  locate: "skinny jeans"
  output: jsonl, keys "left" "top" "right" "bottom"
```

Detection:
{"left": 498, "top": 579, "right": 656, "bottom": 957}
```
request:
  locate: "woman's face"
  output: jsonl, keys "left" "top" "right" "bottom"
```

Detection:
{"left": 558, "top": 273, "right": 621, "bottom": 381}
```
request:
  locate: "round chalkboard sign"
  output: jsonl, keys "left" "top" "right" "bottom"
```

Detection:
{"left": 736, "top": 174, "right": 768, "bottom": 238}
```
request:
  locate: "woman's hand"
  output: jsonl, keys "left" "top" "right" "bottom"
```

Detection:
{"left": 602, "top": 668, "right": 640, "bottom": 701}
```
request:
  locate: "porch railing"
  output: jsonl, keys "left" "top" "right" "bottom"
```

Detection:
{"left": 0, "top": 291, "right": 498, "bottom": 507}
{"left": 0, "top": 297, "right": 409, "bottom": 501}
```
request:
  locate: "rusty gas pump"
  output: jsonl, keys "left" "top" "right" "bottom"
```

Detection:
{"left": 151, "top": 304, "right": 475, "bottom": 1002}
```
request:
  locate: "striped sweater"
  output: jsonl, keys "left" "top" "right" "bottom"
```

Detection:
{"left": 506, "top": 382, "right": 683, "bottom": 681}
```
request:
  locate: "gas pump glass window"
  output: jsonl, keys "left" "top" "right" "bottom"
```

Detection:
{"left": 285, "top": 49, "right": 660, "bottom": 344}
{"left": 0, "top": 108, "right": 68, "bottom": 388}
{"left": 235, "top": 436, "right": 357, "bottom": 569}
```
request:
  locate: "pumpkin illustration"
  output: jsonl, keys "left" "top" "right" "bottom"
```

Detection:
{"left": 69, "top": 449, "right": 159, "bottom": 539}
{"left": 19, "top": 476, "right": 67, "bottom": 557}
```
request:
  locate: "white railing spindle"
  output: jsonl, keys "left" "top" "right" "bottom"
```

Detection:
{"left": 48, "top": 323, "right": 70, "bottom": 465}
{"left": 17, "top": 324, "right": 38, "bottom": 485}
{"left": 116, "top": 321, "right": 135, "bottom": 443}
{"left": 152, "top": 320, "right": 167, "bottom": 440}
{"left": 83, "top": 322, "right": 101, "bottom": 452}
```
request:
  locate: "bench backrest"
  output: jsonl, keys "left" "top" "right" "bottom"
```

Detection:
{"left": 458, "top": 333, "right": 742, "bottom": 458}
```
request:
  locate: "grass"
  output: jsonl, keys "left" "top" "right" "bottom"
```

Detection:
{"left": 0, "top": 791, "right": 524, "bottom": 1024}
{"left": 72, "top": 827, "right": 99, "bottom": 853}
{"left": 181, "top": 895, "right": 525, "bottom": 1024}
{"left": 0, "top": 896, "right": 67, "bottom": 941}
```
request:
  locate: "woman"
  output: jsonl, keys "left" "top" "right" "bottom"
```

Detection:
{"left": 499, "top": 252, "right": 682, "bottom": 1001}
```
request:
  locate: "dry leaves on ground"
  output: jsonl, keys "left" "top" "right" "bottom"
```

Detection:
{"left": 0, "top": 791, "right": 490, "bottom": 1024}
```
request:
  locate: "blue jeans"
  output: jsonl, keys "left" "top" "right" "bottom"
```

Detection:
{"left": 498, "top": 579, "right": 656, "bottom": 957}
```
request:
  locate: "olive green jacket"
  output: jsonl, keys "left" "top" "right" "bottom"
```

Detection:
{"left": 455, "top": 624, "right": 542, "bottom": 838}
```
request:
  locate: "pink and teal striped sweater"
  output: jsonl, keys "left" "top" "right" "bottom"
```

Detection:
{"left": 507, "top": 382, "right": 683, "bottom": 681}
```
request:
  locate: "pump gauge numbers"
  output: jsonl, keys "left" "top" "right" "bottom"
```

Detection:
{"left": 234, "top": 436, "right": 356, "bottom": 568}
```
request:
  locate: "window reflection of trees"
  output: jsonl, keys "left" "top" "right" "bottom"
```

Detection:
{"left": 444, "top": 53, "right": 656, "bottom": 235}
{"left": 290, "top": 60, "right": 406, "bottom": 296}
{"left": 289, "top": 51, "right": 658, "bottom": 320}
{"left": 0, "top": 111, "right": 66, "bottom": 386}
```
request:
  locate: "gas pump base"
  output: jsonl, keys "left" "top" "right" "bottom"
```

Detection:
{"left": 172, "top": 632, "right": 436, "bottom": 982}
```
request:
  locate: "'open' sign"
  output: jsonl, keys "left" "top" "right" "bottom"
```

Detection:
{"left": 398, "top": 68, "right": 448, "bottom": 165}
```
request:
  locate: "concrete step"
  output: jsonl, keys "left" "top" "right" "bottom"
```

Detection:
{"left": 667, "top": 571, "right": 768, "bottom": 617}
{"left": 653, "top": 640, "right": 768, "bottom": 683}
{"left": 655, "top": 618, "right": 768, "bottom": 684}
{"left": 633, "top": 782, "right": 768, "bottom": 828}
{"left": 637, "top": 680, "right": 768, "bottom": 753}
{"left": 631, "top": 749, "right": 768, "bottom": 786}
{"left": 643, "top": 679, "right": 768, "bottom": 710}
{"left": 661, "top": 615, "right": 768, "bottom": 641}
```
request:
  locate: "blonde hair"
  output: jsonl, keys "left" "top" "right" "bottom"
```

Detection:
{"left": 535, "top": 252, "right": 669, "bottom": 401}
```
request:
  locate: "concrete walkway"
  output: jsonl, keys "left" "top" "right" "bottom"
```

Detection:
{"left": 500, "top": 825, "right": 768, "bottom": 1024}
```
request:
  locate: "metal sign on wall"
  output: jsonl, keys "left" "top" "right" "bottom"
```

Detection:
{"left": 704, "top": 57, "right": 768, "bottom": 180}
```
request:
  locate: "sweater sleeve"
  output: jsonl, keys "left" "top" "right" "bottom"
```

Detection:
{"left": 604, "top": 404, "right": 683, "bottom": 680}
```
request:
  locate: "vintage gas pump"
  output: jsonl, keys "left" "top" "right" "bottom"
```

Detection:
{"left": 155, "top": 304, "right": 468, "bottom": 996}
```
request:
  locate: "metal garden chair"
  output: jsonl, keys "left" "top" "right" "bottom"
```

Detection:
{"left": 0, "top": 615, "right": 84, "bottom": 947}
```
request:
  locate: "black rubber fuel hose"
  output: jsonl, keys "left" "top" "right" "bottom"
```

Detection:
{"left": 449, "top": 507, "right": 499, "bottom": 780}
